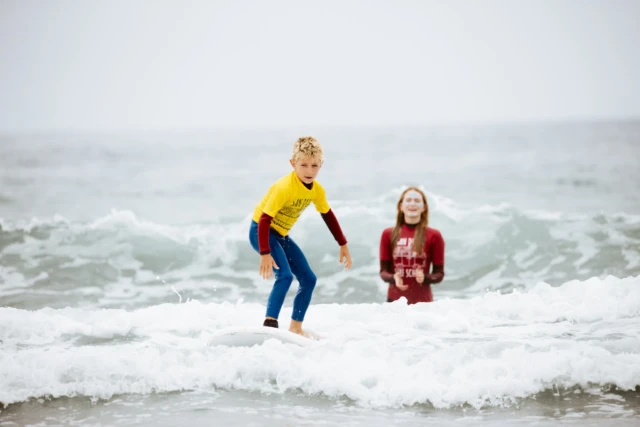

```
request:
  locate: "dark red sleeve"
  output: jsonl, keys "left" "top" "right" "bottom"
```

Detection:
{"left": 427, "top": 230, "right": 445, "bottom": 284}
{"left": 427, "top": 265, "right": 444, "bottom": 284}
{"left": 320, "top": 209, "right": 347, "bottom": 246}
{"left": 380, "top": 228, "right": 392, "bottom": 260}
{"left": 380, "top": 260, "right": 395, "bottom": 284}
{"left": 379, "top": 228, "right": 395, "bottom": 283}
{"left": 258, "top": 213, "right": 273, "bottom": 255}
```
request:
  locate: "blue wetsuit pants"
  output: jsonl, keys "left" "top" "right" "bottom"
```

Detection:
{"left": 248, "top": 221, "right": 317, "bottom": 321}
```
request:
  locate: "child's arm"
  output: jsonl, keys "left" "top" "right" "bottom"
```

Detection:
{"left": 320, "top": 209, "right": 347, "bottom": 246}
{"left": 257, "top": 212, "right": 279, "bottom": 279}
{"left": 257, "top": 213, "right": 274, "bottom": 254}
{"left": 320, "top": 209, "right": 352, "bottom": 269}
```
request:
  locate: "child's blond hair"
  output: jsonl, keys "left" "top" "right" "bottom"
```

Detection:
{"left": 292, "top": 136, "right": 324, "bottom": 163}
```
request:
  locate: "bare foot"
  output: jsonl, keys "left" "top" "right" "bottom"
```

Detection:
{"left": 288, "top": 327, "right": 322, "bottom": 341}
{"left": 288, "top": 319, "right": 308, "bottom": 337}
{"left": 288, "top": 327, "right": 307, "bottom": 337}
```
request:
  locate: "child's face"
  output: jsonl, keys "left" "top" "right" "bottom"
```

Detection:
{"left": 290, "top": 155, "right": 322, "bottom": 184}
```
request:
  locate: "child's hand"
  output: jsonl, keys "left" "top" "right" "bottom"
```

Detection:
{"left": 260, "top": 254, "right": 279, "bottom": 279}
{"left": 339, "top": 244, "right": 352, "bottom": 270}
{"left": 394, "top": 272, "right": 408, "bottom": 291}
{"left": 415, "top": 267, "right": 425, "bottom": 284}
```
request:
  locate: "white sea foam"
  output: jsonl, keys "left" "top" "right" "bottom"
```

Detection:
{"left": 1, "top": 275, "right": 638, "bottom": 409}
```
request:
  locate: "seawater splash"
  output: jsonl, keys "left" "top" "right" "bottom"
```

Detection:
{"left": 1, "top": 125, "right": 640, "bottom": 424}
{"left": 2, "top": 197, "right": 640, "bottom": 311}
{"left": 0, "top": 275, "right": 638, "bottom": 409}
{"left": 170, "top": 286, "right": 182, "bottom": 303}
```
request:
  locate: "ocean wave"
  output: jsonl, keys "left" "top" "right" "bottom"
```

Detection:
{"left": 1, "top": 276, "right": 638, "bottom": 409}
{"left": 2, "top": 199, "right": 640, "bottom": 310}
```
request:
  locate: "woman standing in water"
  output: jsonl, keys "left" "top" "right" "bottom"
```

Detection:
{"left": 379, "top": 187, "right": 445, "bottom": 304}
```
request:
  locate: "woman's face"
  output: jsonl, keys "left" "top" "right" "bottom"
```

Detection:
{"left": 400, "top": 190, "right": 425, "bottom": 220}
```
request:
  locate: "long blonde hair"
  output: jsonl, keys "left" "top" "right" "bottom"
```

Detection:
{"left": 390, "top": 187, "right": 429, "bottom": 255}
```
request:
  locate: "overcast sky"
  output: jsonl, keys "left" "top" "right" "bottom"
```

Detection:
{"left": 1, "top": 0, "right": 639, "bottom": 133}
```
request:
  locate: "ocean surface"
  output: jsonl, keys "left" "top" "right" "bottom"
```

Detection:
{"left": 1, "top": 121, "right": 639, "bottom": 426}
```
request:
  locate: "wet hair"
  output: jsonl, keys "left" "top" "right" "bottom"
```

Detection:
{"left": 390, "top": 187, "right": 429, "bottom": 254}
{"left": 292, "top": 136, "right": 324, "bottom": 163}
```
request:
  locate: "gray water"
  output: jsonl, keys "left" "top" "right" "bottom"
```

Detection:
{"left": 1, "top": 121, "right": 639, "bottom": 425}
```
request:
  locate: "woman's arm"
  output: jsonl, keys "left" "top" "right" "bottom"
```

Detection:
{"left": 427, "top": 231, "right": 445, "bottom": 284}
{"left": 380, "top": 259, "right": 395, "bottom": 284}
{"left": 379, "top": 229, "right": 395, "bottom": 283}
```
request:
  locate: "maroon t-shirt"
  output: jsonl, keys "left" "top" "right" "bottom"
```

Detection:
{"left": 379, "top": 224, "right": 445, "bottom": 304}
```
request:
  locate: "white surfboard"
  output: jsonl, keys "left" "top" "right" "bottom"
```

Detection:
{"left": 208, "top": 326, "right": 318, "bottom": 347}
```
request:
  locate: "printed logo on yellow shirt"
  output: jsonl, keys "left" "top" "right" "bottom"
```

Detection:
{"left": 252, "top": 172, "right": 331, "bottom": 236}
